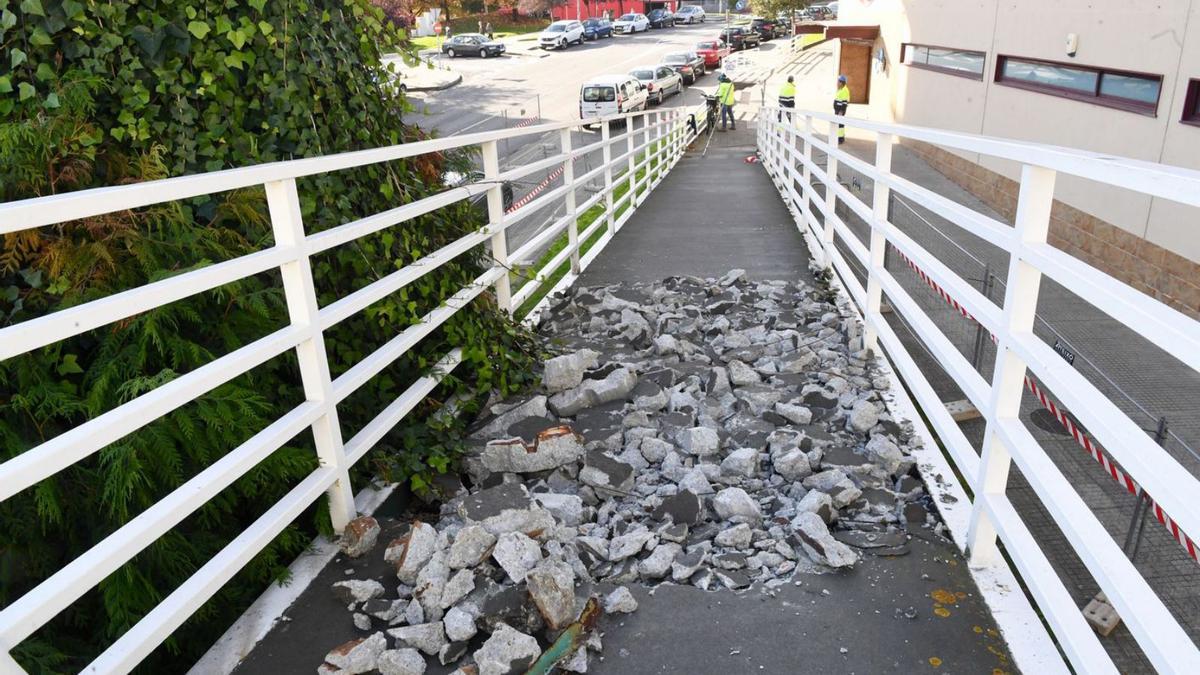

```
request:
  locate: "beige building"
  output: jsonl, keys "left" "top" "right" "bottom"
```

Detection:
{"left": 829, "top": 0, "right": 1200, "bottom": 317}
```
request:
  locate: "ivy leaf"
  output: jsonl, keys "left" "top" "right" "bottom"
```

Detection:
{"left": 185, "top": 6, "right": 197, "bottom": 19}
{"left": 29, "top": 27, "right": 52, "bottom": 46}
{"left": 58, "top": 354, "right": 85, "bottom": 376}
{"left": 11, "top": 47, "right": 26, "bottom": 68}
{"left": 258, "top": 20, "right": 273, "bottom": 36}
{"left": 187, "top": 21, "right": 210, "bottom": 39}
{"left": 17, "top": 82, "right": 35, "bottom": 100}
{"left": 44, "top": 92, "right": 59, "bottom": 108}
{"left": 19, "top": 0, "right": 45, "bottom": 17}
{"left": 224, "top": 51, "right": 244, "bottom": 70}
{"left": 227, "top": 28, "right": 247, "bottom": 50}
{"left": 248, "top": 0, "right": 267, "bottom": 12}
{"left": 0, "top": 76, "right": 10, "bottom": 94}
{"left": 215, "top": 15, "right": 232, "bottom": 34}
{"left": 19, "top": 268, "right": 43, "bottom": 288}
{"left": 35, "top": 62, "right": 55, "bottom": 82}
{"left": 1, "top": 9, "right": 16, "bottom": 31}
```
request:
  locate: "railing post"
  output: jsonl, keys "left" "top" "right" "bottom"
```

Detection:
{"left": 801, "top": 115, "right": 814, "bottom": 225}
{"left": 821, "top": 118, "right": 839, "bottom": 266}
{"left": 967, "top": 164, "right": 1056, "bottom": 566}
{"left": 627, "top": 115, "right": 638, "bottom": 205}
{"left": 602, "top": 119, "right": 615, "bottom": 235}
{"left": 481, "top": 140, "right": 513, "bottom": 314}
{"left": 265, "top": 178, "right": 356, "bottom": 533}
{"left": 560, "top": 128, "right": 580, "bottom": 275}
{"left": 863, "top": 133, "right": 893, "bottom": 354}
{"left": 644, "top": 111, "right": 654, "bottom": 184}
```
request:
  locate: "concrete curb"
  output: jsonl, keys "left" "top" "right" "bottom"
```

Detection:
{"left": 406, "top": 73, "right": 462, "bottom": 92}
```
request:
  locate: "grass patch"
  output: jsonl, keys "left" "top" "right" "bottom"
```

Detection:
{"left": 513, "top": 135, "right": 677, "bottom": 318}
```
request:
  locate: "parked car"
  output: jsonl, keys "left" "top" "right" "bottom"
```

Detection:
{"left": 661, "top": 51, "right": 706, "bottom": 84}
{"left": 827, "top": 2, "right": 840, "bottom": 18}
{"left": 582, "top": 18, "right": 614, "bottom": 40}
{"left": 579, "top": 74, "right": 649, "bottom": 122}
{"left": 749, "top": 17, "right": 780, "bottom": 41}
{"left": 630, "top": 64, "right": 683, "bottom": 105}
{"left": 613, "top": 13, "right": 650, "bottom": 34}
{"left": 694, "top": 39, "right": 731, "bottom": 68}
{"left": 718, "top": 26, "right": 760, "bottom": 50}
{"left": 539, "top": 20, "right": 585, "bottom": 49}
{"left": 440, "top": 33, "right": 506, "bottom": 58}
{"left": 674, "top": 5, "right": 706, "bottom": 24}
{"left": 647, "top": 9, "right": 676, "bottom": 28}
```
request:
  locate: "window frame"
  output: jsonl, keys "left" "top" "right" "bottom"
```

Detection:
{"left": 994, "top": 54, "right": 1163, "bottom": 116}
{"left": 1182, "top": 79, "right": 1200, "bottom": 126}
{"left": 900, "top": 42, "right": 987, "bottom": 81}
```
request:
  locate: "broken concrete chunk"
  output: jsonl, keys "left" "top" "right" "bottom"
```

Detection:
{"left": 792, "top": 512, "right": 858, "bottom": 568}
{"left": 639, "top": 437, "right": 673, "bottom": 463}
{"left": 603, "top": 586, "right": 639, "bottom": 614}
{"left": 677, "top": 426, "right": 720, "bottom": 457}
{"left": 713, "top": 487, "right": 762, "bottom": 524}
{"left": 774, "top": 448, "right": 812, "bottom": 482}
{"left": 865, "top": 435, "right": 905, "bottom": 476}
{"left": 481, "top": 426, "right": 585, "bottom": 474}
{"left": 414, "top": 551, "right": 449, "bottom": 622}
{"left": 491, "top": 531, "right": 542, "bottom": 583}
{"left": 797, "top": 490, "right": 836, "bottom": 524}
{"left": 458, "top": 483, "right": 555, "bottom": 538}
{"left": 578, "top": 450, "right": 635, "bottom": 495}
{"left": 339, "top": 516, "right": 381, "bottom": 558}
{"left": 714, "top": 523, "right": 753, "bottom": 549}
{"left": 472, "top": 395, "right": 549, "bottom": 439}
{"left": 474, "top": 624, "right": 540, "bottom": 675}
{"left": 847, "top": 399, "right": 879, "bottom": 433}
{"left": 544, "top": 349, "right": 601, "bottom": 392}
{"left": 388, "top": 622, "right": 447, "bottom": 657}
{"left": 395, "top": 522, "right": 438, "bottom": 585}
{"left": 548, "top": 367, "right": 638, "bottom": 416}
{"left": 609, "top": 528, "right": 657, "bottom": 561}
{"left": 775, "top": 402, "right": 814, "bottom": 425}
{"left": 332, "top": 579, "right": 385, "bottom": 605}
{"left": 525, "top": 559, "right": 577, "bottom": 630}
{"left": 440, "top": 568, "right": 476, "bottom": 609}
{"left": 323, "top": 632, "right": 387, "bottom": 674}
{"left": 532, "top": 492, "right": 585, "bottom": 527}
{"left": 377, "top": 647, "right": 427, "bottom": 675}
{"left": 447, "top": 525, "right": 497, "bottom": 570}
{"left": 443, "top": 606, "right": 479, "bottom": 643}
{"left": 638, "top": 543, "right": 682, "bottom": 580}
{"left": 727, "top": 360, "right": 761, "bottom": 387}
{"left": 651, "top": 489, "right": 704, "bottom": 525}
{"left": 720, "top": 448, "right": 759, "bottom": 478}
{"left": 676, "top": 467, "right": 715, "bottom": 495}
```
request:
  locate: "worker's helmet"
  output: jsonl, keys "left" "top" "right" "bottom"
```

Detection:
{"left": 787, "top": 75, "right": 794, "bottom": 83}
{"left": 838, "top": 74, "right": 848, "bottom": 83}
{"left": 719, "top": 73, "right": 729, "bottom": 82}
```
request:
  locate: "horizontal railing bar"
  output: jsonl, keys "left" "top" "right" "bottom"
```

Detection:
{"left": 344, "top": 349, "right": 463, "bottom": 465}
{"left": 1008, "top": 334, "right": 1200, "bottom": 539}
{"left": 82, "top": 464, "right": 338, "bottom": 674}
{"left": 0, "top": 325, "right": 307, "bottom": 503}
{"left": 876, "top": 270, "right": 992, "bottom": 412}
{"left": 775, "top": 106, "right": 1200, "bottom": 208}
{"left": 510, "top": 213, "right": 575, "bottom": 266}
{"left": 318, "top": 228, "right": 492, "bottom": 331}
{"left": 506, "top": 183, "right": 571, "bottom": 220}
{"left": 0, "top": 399, "right": 323, "bottom": 646}
{"left": 495, "top": 152, "right": 570, "bottom": 185}
{"left": 0, "top": 113, "right": 655, "bottom": 234}
{"left": 306, "top": 184, "right": 489, "bottom": 256}
{"left": 1020, "top": 243, "right": 1200, "bottom": 372}
{"left": 329, "top": 268, "right": 502, "bottom": 404}
{"left": 994, "top": 417, "right": 1200, "bottom": 671}
{"left": 0, "top": 246, "right": 295, "bottom": 362}
{"left": 981, "top": 494, "right": 1115, "bottom": 673}
{"left": 883, "top": 172, "right": 1015, "bottom": 252}
{"left": 826, "top": 244, "right": 866, "bottom": 307}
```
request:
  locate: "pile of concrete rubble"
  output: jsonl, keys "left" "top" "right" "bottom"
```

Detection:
{"left": 317, "top": 271, "right": 937, "bottom": 674}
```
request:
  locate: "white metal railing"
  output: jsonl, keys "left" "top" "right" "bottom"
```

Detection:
{"left": 0, "top": 106, "right": 694, "bottom": 673}
{"left": 757, "top": 106, "right": 1200, "bottom": 673}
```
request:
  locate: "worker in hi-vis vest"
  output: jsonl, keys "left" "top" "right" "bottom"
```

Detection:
{"left": 778, "top": 75, "right": 796, "bottom": 121}
{"left": 717, "top": 73, "right": 737, "bottom": 131}
{"left": 834, "top": 74, "right": 850, "bottom": 144}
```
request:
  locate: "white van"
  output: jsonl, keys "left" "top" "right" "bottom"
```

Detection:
{"left": 579, "top": 75, "right": 649, "bottom": 123}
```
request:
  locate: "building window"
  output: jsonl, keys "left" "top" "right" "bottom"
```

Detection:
{"left": 995, "top": 55, "right": 1162, "bottom": 115}
{"left": 1183, "top": 79, "right": 1200, "bottom": 125}
{"left": 901, "top": 43, "right": 986, "bottom": 80}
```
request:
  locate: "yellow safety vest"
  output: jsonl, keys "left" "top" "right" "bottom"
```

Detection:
{"left": 835, "top": 85, "right": 850, "bottom": 103}
{"left": 779, "top": 81, "right": 796, "bottom": 102}
{"left": 717, "top": 81, "right": 736, "bottom": 105}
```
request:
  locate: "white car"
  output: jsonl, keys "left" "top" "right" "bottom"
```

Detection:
{"left": 579, "top": 75, "right": 650, "bottom": 122}
{"left": 539, "top": 20, "right": 584, "bottom": 49}
{"left": 629, "top": 64, "right": 683, "bottom": 105}
{"left": 612, "top": 13, "right": 650, "bottom": 34}
{"left": 674, "top": 6, "right": 706, "bottom": 24}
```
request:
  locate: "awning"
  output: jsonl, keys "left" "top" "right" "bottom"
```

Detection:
{"left": 824, "top": 25, "right": 880, "bottom": 41}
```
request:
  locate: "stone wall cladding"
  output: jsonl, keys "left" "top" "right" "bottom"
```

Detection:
{"left": 905, "top": 140, "right": 1200, "bottom": 319}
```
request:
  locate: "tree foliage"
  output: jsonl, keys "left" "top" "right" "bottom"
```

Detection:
{"left": 0, "top": 0, "right": 538, "bottom": 672}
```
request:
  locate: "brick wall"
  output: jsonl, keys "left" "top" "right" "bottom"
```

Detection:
{"left": 905, "top": 140, "right": 1200, "bottom": 320}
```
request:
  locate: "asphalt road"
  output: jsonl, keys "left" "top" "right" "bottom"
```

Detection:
{"left": 404, "top": 22, "right": 750, "bottom": 261}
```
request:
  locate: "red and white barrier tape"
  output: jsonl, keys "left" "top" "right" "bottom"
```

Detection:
{"left": 513, "top": 117, "right": 539, "bottom": 129}
{"left": 885, "top": 245, "right": 1198, "bottom": 562}
{"left": 506, "top": 164, "right": 565, "bottom": 213}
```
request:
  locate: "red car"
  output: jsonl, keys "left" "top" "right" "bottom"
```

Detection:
{"left": 694, "top": 40, "right": 731, "bottom": 68}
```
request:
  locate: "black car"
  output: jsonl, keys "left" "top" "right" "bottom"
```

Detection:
{"left": 582, "top": 18, "right": 614, "bottom": 40}
{"left": 647, "top": 9, "right": 676, "bottom": 28}
{"left": 440, "top": 33, "right": 506, "bottom": 58}
{"left": 719, "top": 26, "right": 760, "bottom": 50}
{"left": 748, "top": 17, "right": 779, "bottom": 41}
{"left": 661, "top": 51, "right": 706, "bottom": 84}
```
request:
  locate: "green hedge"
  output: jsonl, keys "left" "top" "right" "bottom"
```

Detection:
{"left": 0, "top": 1, "right": 537, "bottom": 672}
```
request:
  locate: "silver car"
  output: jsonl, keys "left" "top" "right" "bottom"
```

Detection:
{"left": 629, "top": 65, "right": 683, "bottom": 105}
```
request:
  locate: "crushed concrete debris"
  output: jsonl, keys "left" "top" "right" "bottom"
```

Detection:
{"left": 316, "top": 274, "right": 943, "bottom": 674}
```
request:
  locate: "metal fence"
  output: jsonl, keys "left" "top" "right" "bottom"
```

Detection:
{"left": 758, "top": 106, "right": 1200, "bottom": 674}
{"left": 0, "top": 107, "right": 693, "bottom": 673}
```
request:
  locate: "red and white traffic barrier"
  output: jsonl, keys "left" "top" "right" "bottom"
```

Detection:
{"left": 885, "top": 245, "right": 1198, "bottom": 563}
{"left": 506, "top": 164, "right": 565, "bottom": 214}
